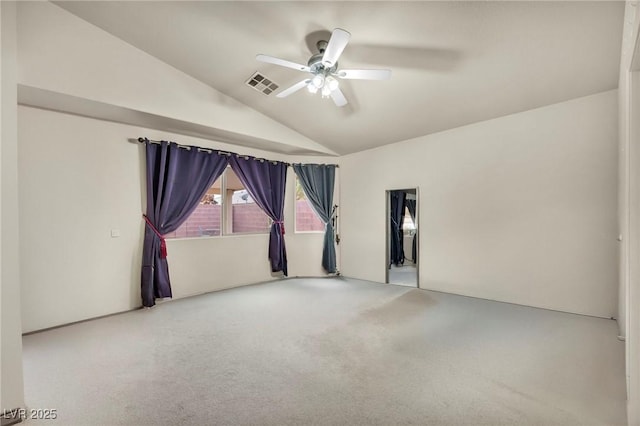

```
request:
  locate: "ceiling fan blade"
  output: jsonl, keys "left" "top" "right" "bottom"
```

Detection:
{"left": 276, "top": 79, "right": 311, "bottom": 98}
{"left": 330, "top": 88, "right": 348, "bottom": 107}
{"left": 322, "top": 28, "right": 351, "bottom": 67}
{"left": 256, "top": 54, "right": 310, "bottom": 72}
{"left": 337, "top": 69, "right": 392, "bottom": 80}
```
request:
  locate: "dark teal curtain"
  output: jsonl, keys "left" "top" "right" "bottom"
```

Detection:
{"left": 293, "top": 164, "right": 337, "bottom": 273}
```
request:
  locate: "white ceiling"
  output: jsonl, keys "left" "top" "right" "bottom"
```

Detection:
{"left": 55, "top": 1, "right": 624, "bottom": 155}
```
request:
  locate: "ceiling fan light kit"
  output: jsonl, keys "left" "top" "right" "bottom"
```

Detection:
{"left": 311, "top": 74, "right": 325, "bottom": 89}
{"left": 257, "top": 28, "right": 392, "bottom": 107}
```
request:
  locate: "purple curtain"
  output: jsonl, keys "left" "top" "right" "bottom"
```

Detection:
{"left": 229, "top": 155, "right": 288, "bottom": 275}
{"left": 142, "top": 141, "right": 229, "bottom": 307}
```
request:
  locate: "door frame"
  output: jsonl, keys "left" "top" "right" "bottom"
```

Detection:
{"left": 385, "top": 187, "right": 419, "bottom": 287}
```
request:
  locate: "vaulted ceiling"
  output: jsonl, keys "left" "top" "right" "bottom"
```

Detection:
{"left": 56, "top": 1, "right": 624, "bottom": 155}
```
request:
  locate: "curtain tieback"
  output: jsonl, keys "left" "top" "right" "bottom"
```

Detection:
{"left": 143, "top": 214, "right": 167, "bottom": 258}
{"left": 274, "top": 221, "right": 285, "bottom": 235}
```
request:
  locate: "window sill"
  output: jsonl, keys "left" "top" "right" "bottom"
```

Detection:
{"left": 165, "top": 232, "right": 269, "bottom": 242}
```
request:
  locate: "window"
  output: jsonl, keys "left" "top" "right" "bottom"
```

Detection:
{"left": 164, "top": 166, "right": 270, "bottom": 239}
{"left": 226, "top": 167, "right": 271, "bottom": 234}
{"left": 295, "top": 178, "right": 325, "bottom": 232}
{"left": 164, "top": 176, "right": 222, "bottom": 238}
{"left": 402, "top": 207, "right": 415, "bottom": 231}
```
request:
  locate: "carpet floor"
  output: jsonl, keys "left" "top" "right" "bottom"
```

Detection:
{"left": 22, "top": 277, "right": 626, "bottom": 425}
{"left": 388, "top": 264, "right": 417, "bottom": 287}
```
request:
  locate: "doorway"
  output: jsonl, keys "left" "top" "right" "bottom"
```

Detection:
{"left": 386, "top": 188, "right": 418, "bottom": 287}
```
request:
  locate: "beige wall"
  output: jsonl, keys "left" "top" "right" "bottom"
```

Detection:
{"left": 18, "top": 106, "right": 337, "bottom": 333}
{"left": 618, "top": 41, "right": 632, "bottom": 413}
{"left": 1, "top": 0, "right": 25, "bottom": 412}
{"left": 340, "top": 90, "right": 618, "bottom": 318}
{"left": 619, "top": 65, "right": 629, "bottom": 340}
{"left": 618, "top": 4, "right": 640, "bottom": 422}
{"left": 626, "top": 70, "right": 640, "bottom": 426}
{"left": 16, "top": 1, "right": 334, "bottom": 156}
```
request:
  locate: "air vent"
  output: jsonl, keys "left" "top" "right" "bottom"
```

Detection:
{"left": 246, "top": 72, "right": 279, "bottom": 95}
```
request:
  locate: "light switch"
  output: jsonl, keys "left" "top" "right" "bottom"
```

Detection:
{"left": 111, "top": 229, "right": 121, "bottom": 238}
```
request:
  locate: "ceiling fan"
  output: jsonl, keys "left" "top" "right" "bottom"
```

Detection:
{"left": 256, "top": 28, "right": 392, "bottom": 107}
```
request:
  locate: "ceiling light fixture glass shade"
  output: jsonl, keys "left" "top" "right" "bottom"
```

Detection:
{"left": 307, "top": 84, "right": 319, "bottom": 94}
{"left": 311, "top": 74, "right": 325, "bottom": 89}
{"left": 321, "top": 85, "right": 332, "bottom": 98}
{"left": 326, "top": 76, "right": 339, "bottom": 91}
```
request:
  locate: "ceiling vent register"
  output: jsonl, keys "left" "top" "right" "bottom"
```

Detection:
{"left": 246, "top": 72, "right": 278, "bottom": 95}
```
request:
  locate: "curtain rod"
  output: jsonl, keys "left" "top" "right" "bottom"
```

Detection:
{"left": 136, "top": 137, "right": 339, "bottom": 168}
{"left": 290, "top": 163, "right": 339, "bottom": 168}
{"left": 137, "top": 137, "right": 284, "bottom": 164}
{"left": 137, "top": 137, "right": 231, "bottom": 157}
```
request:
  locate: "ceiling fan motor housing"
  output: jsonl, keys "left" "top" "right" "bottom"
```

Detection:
{"left": 308, "top": 40, "right": 338, "bottom": 75}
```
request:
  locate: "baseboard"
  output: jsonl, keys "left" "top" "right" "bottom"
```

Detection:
{"left": 1, "top": 409, "right": 23, "bottom": 426}
{"left": 23, "top": 306, "right": 142, "bottom": 335}
{"left": 340, "top": 275, "right": 615, "bottom": 321}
